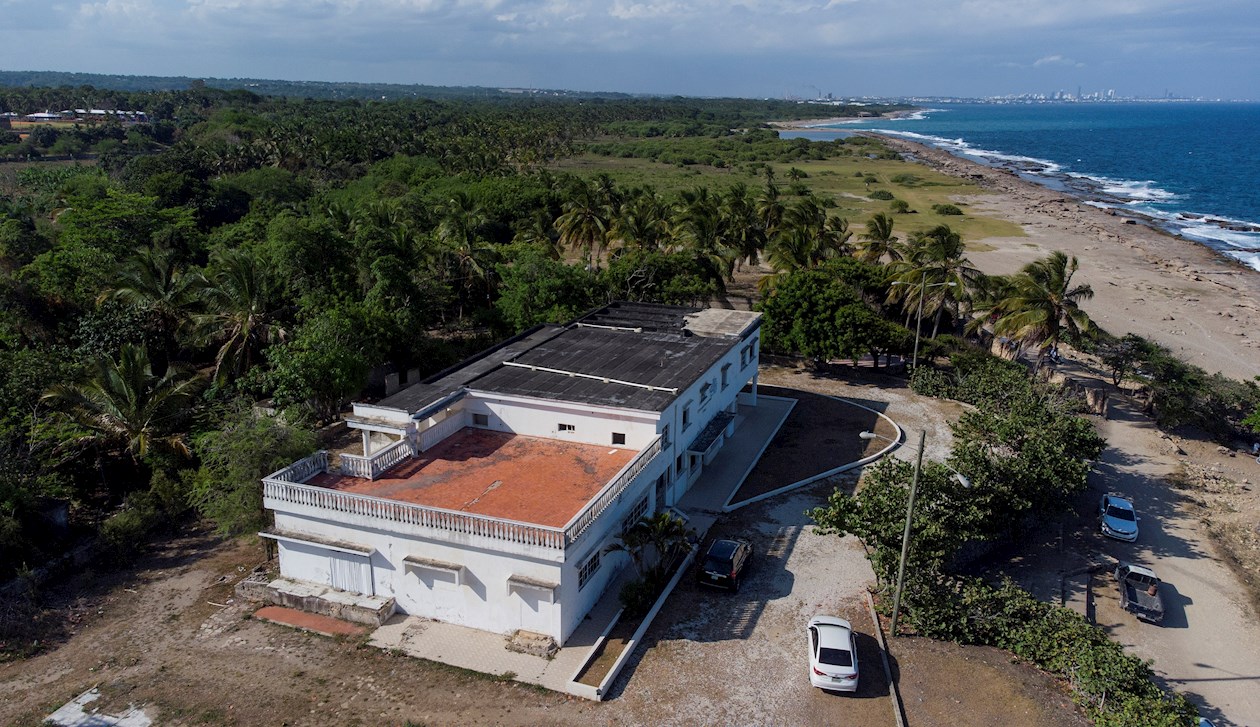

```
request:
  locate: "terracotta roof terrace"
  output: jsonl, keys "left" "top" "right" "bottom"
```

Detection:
{"left": 307, "top": 428, "right": 637, "bottom": 528}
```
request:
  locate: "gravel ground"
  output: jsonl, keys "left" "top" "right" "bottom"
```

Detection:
{"left": 605, "top": 481, "right": 892, "bottom": 727}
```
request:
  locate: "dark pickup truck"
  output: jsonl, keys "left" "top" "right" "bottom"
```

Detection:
{"left": 1115, "top": 562, "right": 1164, "bottom": 624}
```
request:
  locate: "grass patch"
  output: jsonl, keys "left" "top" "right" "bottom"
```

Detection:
{"left": 548, "top": 149, "right": 1025, "bottom": 244}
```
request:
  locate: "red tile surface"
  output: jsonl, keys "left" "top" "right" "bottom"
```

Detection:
{"left": 253, "top": 606, "right": 367, "bottom": 637}
{"left": 308, "top": 429, "right": 637, "bottom": 528}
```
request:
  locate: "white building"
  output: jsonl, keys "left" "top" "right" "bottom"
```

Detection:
{"left": 261, "top": 302, "right": 762, "bottom": 646}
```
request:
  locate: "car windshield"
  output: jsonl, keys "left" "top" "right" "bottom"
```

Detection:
{"left": 1107, "top": 505, "right": 1136, "bottom": 521}
{"left": 818, "top": 647, "right": 853, "bottom": 667}
{"left": 703, "top": 556, "right": 730, "bottom": 573}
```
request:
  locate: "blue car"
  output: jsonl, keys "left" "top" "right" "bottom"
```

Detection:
{"left": 1099, "top": 493, "right": 1139, "bottom": 542}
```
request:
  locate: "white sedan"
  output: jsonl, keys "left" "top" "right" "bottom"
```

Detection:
{"left": 808, "top": 616, "right": 859, "bottom": 693}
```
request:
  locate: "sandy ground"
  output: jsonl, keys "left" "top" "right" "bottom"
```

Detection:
{"left": 873, "top": 135, "right": 1260, "bottom": 382}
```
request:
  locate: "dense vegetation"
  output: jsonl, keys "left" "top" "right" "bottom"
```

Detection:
{"left": 1, "top": 80, "right": 1253, "bottom": 725}
{"left": 0, "top": 83, "right": 914, "bottom": 617}
{"left": 811, "top": 354, "right": 1196, "bottom": 725}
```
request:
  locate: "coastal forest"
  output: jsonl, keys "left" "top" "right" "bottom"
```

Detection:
{"left": 2, "top": 80, "right": 1256, "bottom": 724}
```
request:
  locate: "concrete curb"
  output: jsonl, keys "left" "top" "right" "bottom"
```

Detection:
{"left": 725, "top": 394, "right": 904, "bottom": 512}
{"left": 586, "top": 545, "right": 699, "bottom": 700}
{"left": 564, "top": 605, "right": 625, "bottom": 700}
{"left": 716, "top": 394, "right": 796, "bottom": 511}
{"left": 866, "top": 590, "right": 907, "bottom": 727}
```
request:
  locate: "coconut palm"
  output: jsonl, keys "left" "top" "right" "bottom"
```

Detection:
{"left": 674, "top": 188, "right": 739, "bottom": 290}
{"left": 437, "top": 193, "right": 499, "bottom": 320}
{"left": 720, "top": 183, "right": 765, "bottom": 269}
{"left": 99, "top": 246, "right": 205, "bottom": 367}
{"left": 556, "top": 183, "right": 612, "bottom": 267}
{"left": 887, "top": 225, "right": 983, "bottom": 338}
{"left": 42, "top": 343, "right": 200, "bottom": 461}
{"left": 193, "top": 249, "right": 286, "bottom": 386}
{"left": 857, "top": 213, "right": 902, "bottom": 264}
{"left": 991, "top": 251, "right": 1095, "bottom": 367}
{"left": 611, "top": 187, "right": 671, "bottom": 254}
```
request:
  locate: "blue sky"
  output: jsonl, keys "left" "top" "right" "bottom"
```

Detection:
{"left": 1, "top": 0, "right": 1257, "bottom": 99}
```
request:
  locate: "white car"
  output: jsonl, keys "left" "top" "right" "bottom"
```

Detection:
{"left": 808, "top": 616, "right": 858, "bottom": 693}
{"left": 1099, "top": 493, "right": 1139, "bottom": 542}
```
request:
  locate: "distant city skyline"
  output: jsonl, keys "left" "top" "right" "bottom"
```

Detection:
{"left": 1, "top": 1, "right": 1256, "bottom": 101}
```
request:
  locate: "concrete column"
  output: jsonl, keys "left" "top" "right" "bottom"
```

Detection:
{"left": 362, "top": 430, "right": 373, "bottom": 456}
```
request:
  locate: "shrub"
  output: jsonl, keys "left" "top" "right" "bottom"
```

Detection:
{"left": 868, "top": 190, "right": 894, "bottom": 200}
{"left": 931, "top": 203, "right": 963, "bottom": 215}
{"left": 890, "top": 199, "right": 910, "bottom": 213}
{"left": 618, "top": 576, "right": 658, "bottom": 617}
{"left": 891, "top": 173, "right": 922, "bottom": 186}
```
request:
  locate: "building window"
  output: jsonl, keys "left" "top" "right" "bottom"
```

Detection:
{"left": 559, "top": 422, "right": 575, "bottom": 432}
{"left": 578, "top": 551, "right": 601, "bottom": 590}
{"left": 700, "top": 382, "right": 713, "bottom": 404}
{"left": 682, "top": 403, "right": 692, "bottom": 430}
{"left": 676, "top": 454, "right": 685, "bottom": 473}
{"left": 621, "top": 495, "right": 649, "bottom": 534}
{"left": 661, "top": 424, "right": 670, "bottom": 449}
{"left": 721, "top": 363, "right": 731, "bottom": 390}
{"left": 741, "top": 344, "right": 751, "bottom": 369}
{"left": 612, "top": 432, "right": 626, "bottom": 446}
{"left": 472, "top": 413, "right": 489, "bottom": 426}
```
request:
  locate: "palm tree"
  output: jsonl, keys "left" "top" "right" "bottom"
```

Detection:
{"left": 555, "top": 183, "right": 612, "bottom": 267}
{"left": 991, "top": 251, "right": 1095, "bottom": 368}
{"left": 611, "top": 188, "right": 671, "bottom": 254}
{"left": 857, "top": 213, "right": 902, "bottom": 264}
{"left": 887, "top": 225, "right": 983, "bottom": 338}
{"left": 43, "top": 343, "right": 200, "bottom": 461}
{"left": 673, "top": 187, "right": 736, "bottom": 290}
{"left": 193, "top": 249, "right": 286, "bottom": 386}
{"left": 638, "top": 511, "right": 694, "bottom": 579}
{"left": 437, "top": 193, "right": 499, "bottom": 320}
{"left": 720, "top": 183, "right": 765, "bottom": 269}
{"left": 99, "top": 246, "right": 205, "bottom": 369}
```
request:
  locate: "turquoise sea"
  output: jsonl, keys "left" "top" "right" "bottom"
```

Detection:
{"left": 785, "top": 103, "right": 1260, "bottom": 272}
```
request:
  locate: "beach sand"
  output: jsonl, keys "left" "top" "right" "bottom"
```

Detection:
{"left": 873, "top": 134, "right": 1260, "bottom": 382}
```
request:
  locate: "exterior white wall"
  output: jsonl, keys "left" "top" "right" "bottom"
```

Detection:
{"left": 269, "top": 448, "right": 667, "bottom": 645}
{"left": 657, "top": 327, "right": 761, "bottom": 506}
{"left": 464, "top": 392, "right": 660, "bottom": 450}
{"left": 267, "top": 317, "right": 760, "bottom": 644}
{"left": 350, "top": 403, "right": 412, "bottom": 424}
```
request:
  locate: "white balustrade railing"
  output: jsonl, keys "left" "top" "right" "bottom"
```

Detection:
{"left": 266, "top": 451, "right": 329, "bottom": 483}
{"left": 262, "top": 478, "right": 566, "bottom": 550}
{"left": 262, "top": 434, "right": 662, "bottom": 552}
{"left": 339, "top": 437, "right": 415, "bottom": 480}
{"left": 563, "top": 436, "right": 662, "bottom": 544}
{"left": 418, "top": 413, "right": 465, "bottom": 452}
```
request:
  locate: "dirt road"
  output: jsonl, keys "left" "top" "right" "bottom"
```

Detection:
{"left": 1088, "top": 395, "right": 1260, "bottom": 727}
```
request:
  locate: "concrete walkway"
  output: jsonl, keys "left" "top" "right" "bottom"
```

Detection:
{"left": 367, "top": 395, "right": 798, "bottom": 697}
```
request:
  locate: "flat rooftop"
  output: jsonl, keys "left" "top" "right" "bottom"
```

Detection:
{"left": 308, "top": 428, "right": 637, "bottom": 528}
{"left": 372, "top": 303, "right": 762, "bottom": 415}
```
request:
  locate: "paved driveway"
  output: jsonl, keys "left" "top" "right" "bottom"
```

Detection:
{"left": 604, "top": 480, "right": 894, "bottom": 727}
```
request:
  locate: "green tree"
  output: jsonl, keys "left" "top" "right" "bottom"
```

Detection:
{"left": 991, "top": 251, "right": 1094, "bottom": 368}
{"left": 187, "top": 403, "right": 315, "bottom": 535}
{"left": 193, "top": 248, "right": 286, "bottom": 385}
{"left": 495, "top": 249, "right": 599, "bottom": 331}
{"left": 42, "top": 343, "right": 201, "bottom": 462}
{"left": 267, "top": 306, "right": 376, "bottom": 423}
{"left": 857, "top": 213, "right": 901, "bottom": 264}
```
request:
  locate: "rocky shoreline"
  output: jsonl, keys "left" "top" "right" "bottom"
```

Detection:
{"left": 865, "top": 132, "right": 1260, "bottom": 381}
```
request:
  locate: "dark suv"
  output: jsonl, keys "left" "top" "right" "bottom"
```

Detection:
{"left": 697, "top": 538, "right": 753, "bottom": 591}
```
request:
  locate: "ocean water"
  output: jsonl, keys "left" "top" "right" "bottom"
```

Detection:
{"left": 786, "top": 103, "right": 1260, "bottom": 272}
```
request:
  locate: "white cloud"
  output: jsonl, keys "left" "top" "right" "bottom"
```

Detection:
{"left": 0, "top": 0, "right": 1255, "bottom": 97}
